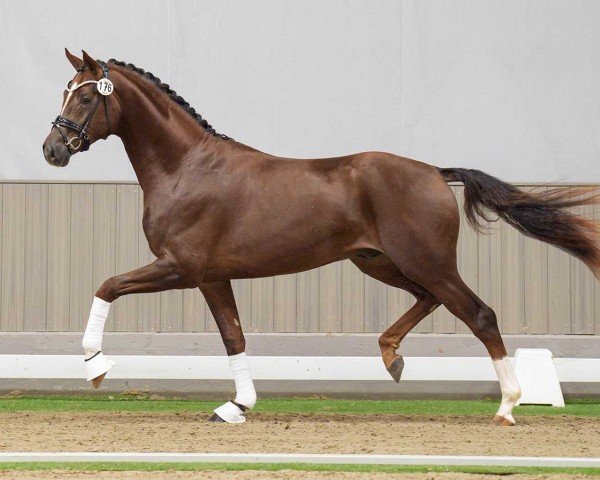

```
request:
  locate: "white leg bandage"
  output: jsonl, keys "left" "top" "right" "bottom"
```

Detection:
{"left": 82, "top": 297, "right": 111, "bottom": 353}
{"left": 229, "top": 352, "right": 257, "bottom": 409}
{"left": 82, "top": 297, "right": 114, "bottom": 381}
{"left": 493, "top": 357, "right": 521, "bottom": 424}
{"left": 213, "top": 352, "right": 257, "bottom": 424}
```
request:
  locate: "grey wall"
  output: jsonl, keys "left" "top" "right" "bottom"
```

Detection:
{"left": 0, "top": 182, "right": 598, "bottom": 335}
{"left": 1, "top": 0, "right": 600, "bottom": 182}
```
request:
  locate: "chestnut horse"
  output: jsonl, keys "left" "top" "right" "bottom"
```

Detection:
{"left": 43, "top": 50, "right": 600, "bottom": 425}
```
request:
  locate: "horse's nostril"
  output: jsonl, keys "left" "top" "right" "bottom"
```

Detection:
{"left": 49, "top": 146, "right": 55, "bottom": 159}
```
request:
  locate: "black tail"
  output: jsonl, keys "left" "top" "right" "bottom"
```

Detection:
{"left": 440, "top": 167, "right": 600, "bottom": 278}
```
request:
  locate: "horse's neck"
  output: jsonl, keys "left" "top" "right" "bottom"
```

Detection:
{"left": 113, "top": 69, "right": 219, "bottom": 191}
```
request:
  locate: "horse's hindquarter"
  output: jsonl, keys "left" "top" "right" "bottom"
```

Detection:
{"left": 361, "top": 154, "right": 460, "bottom": 272}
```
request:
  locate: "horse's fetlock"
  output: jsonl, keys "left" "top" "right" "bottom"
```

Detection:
{"left": 238, "top": 390, "right": 257, "bottom": 410}
{"left": 378, "top": 335, "right": 395, "bottom": 350}
{"left": 505, "top": 385, "right": 521, "bottom": 402}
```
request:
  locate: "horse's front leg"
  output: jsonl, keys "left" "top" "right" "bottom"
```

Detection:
{"left": 83, "top": 256, "right": 189, "bottom": 387}
{"left": 200, "top": 280, "right": 256, "bottom": 424}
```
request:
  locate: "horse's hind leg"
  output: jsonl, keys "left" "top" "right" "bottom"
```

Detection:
{"left": 83, "top": 256, "right": 191, "bottom": 388}
{"left": 434, "top": 275, "right": 520, "bottom": 425}
{"left": 351, "top": 256, "right": 441, "bottom": 382}
{"left": 200, "top": 280, "right": 256, "bottom": 424}
{"left": 392, "top": 258, "right": 521, "bottom": 425}
{"left": 372, "top": 173, "right": 520, "bottom": 425}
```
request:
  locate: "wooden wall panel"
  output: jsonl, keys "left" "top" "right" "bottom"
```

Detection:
{"left": 182, "top": 287, "right": 205, "bottom": 333}
{"left": 69, "top": 185, "right": 94, "bottom": 332}
{"left": 274, "top": 274, "right": 298, "bottom": 332}
{"left": 364, "top": 275, "right": 388, "bottom": 334}
{"left": 0, "top": 182, "right": 599, "bottom": 335}
{"left": 114, "top": 185, "right": 139, "bottom": 332}
{"left": 46, "top": 185, "right": 71, "bottom": 331}
{"left": 318, "top": 263, "right": 341, "bottom": 333}
{"left": 500, "top": 218, "right": 524, "bottom": 334}
{"left": 251, "top": 277, "right": 274, "bottom": 333}
{"left": 548, "top": 238, "right": 572, "bottom": 331}
{"left": 23, "top": 184, "right": 48, "bottom": 331}
{"left": 1, "top": 184, "right": 24, "bottom": 331}
{"left": 92, "top": 184, "right": 117, "bottom": 331}
{"left": 295, "top": 269, "right": 319, "bottom": 332}
{"left": 523, "top": 234, "right": 549, "bottom": 334}
{"left": 340, "top": 261, "right": 364, "bottom": 333}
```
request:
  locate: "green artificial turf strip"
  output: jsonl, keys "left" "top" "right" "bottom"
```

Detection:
{"left": 0, "top": 395, "right": 598, "bottom": 417}
{"left": 0, "top": 462, "right": 599, "bottom": 475}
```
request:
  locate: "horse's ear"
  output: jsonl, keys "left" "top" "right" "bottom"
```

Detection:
{"left": 65, "top": 48, "right": 83, "bottom": 71}
{"left": 81, "top": 50, "right": 103, "bottom": 76}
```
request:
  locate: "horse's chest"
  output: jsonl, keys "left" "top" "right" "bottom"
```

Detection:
{"left": 141, "top": 206, "right": 172, "bottom": 256}
{"left": 141, "top": 200, "right": 212, "bottom": 258}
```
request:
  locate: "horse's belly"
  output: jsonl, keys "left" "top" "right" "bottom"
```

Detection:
{"left": 203, "top": 229, "right": 370, "bottom": 281}
{"left": 202, "top": 254, "right": 339, "bottom": 281}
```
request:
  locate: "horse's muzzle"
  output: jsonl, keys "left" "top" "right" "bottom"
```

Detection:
{"left": 43, "top": 136, "right": 71, "bottom": 167}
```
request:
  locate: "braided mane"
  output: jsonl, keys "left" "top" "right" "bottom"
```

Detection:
{"left": 105, "top": 59, "right": 231, "bottom": 140}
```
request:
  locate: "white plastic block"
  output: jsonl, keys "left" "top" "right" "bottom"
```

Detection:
{"left": 514, "top": 348, "right": 564, "bottom": 407}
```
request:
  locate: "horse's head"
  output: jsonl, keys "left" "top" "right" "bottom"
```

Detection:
{"left": 43, "top": 49, "right": 115, "bottom": 167}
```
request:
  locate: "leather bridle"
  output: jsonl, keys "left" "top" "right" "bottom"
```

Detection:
{"left": 52, "top": 64, "right": 111, "bottom": 154}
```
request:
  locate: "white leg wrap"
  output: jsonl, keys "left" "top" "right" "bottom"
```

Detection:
{"left": 213, "top": 352, "right": 257, "bottom": 423}
{"left": 213, "top": 401, "right": 247, "bottom": 424}
{"left": 493, "top": 356, "right": 522, "bottom": 424}
{"left": 82, "top": 297, "right": 111, "bottom": 352}
{"left": 82, "top": 296, "right": 114, "bottom": 381}
{"left": 229, "top": 352, "right": 257, "bottom": 409}
{"left": 84, "top": 351, "right": 115, "bottom": 381}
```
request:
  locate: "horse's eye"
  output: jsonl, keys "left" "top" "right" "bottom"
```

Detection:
{"left": 82, "top": 95, "right": 92, "bottom": 104}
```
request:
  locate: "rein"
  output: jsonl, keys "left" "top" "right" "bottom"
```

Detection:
{"left": 52, "top": 64, "right": 112, "bottom": 154}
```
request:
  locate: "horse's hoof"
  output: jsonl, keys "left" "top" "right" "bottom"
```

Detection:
{"left": 91, "top": 373, "right": 106, "bottom": 389}
{"left": 386, "top": 355, "right": 404, "bottom": 383}
{"left": 209, "top": 413, "right": 226, "bottom": 423}
{"left": 491, "top": 414, "right": 515, "bottom": 426}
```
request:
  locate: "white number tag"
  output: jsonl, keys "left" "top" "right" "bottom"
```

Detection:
{"left": 97, "top": 78, "right": 114, "bottom": 96}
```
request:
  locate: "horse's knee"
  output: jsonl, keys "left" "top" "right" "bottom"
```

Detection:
{"left": 96, "top": 276, "right": 122, "bottom": 303}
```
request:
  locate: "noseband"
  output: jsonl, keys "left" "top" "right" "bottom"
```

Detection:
{"left": 52, "top": 64, "right": 112, "bottom": 154}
